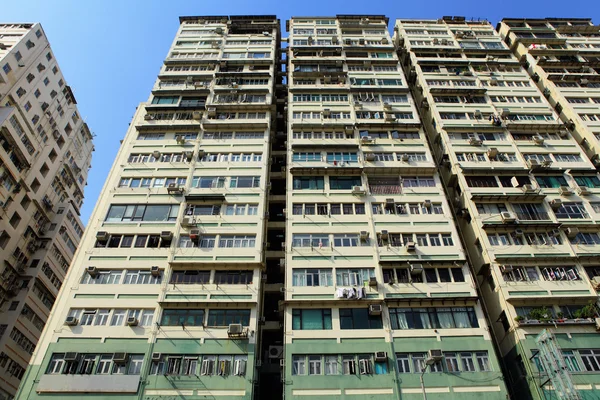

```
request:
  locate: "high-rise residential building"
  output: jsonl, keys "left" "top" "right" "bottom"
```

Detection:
{"left": 498, "top": 19, "right": 600, "bottom": 170}
{"left": 283, "top": 15, "right": 507, "bottom": 399}
{"left": 396, "top": 16, "right": 600, "bottom": 400}
{"left": 15, "top": 15, "right": 279, "bottom": 400}
{"left": 0, "top": 23, "right": 94, "bottom": 400}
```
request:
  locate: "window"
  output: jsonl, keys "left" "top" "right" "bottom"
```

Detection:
{"left": 161, "top": 309, "right": 205, "bottom": 326}
{"left": 333, "top": 234, "right": 360, "bottom": 247}
{"left": 330, "top": 176, "right": 361, "bottom": 190}
{"left": 292, "top": 356, "right": 306, "bottom": 375}
{"left": 293, "top": 176, "right": 324, "bottom": 190}
{"left": 230, "top": 176, "right": 260, "bottom": 188}
{"left": 218, "top": 235, "right": 256, "bottom": 248}
{"left": 580, "top": 349, "right": 600, "bottom": 371}
{"left": 3, "top": 63, "right": 11, "bottom": 74}
{"left": 325, "top": 355, "right": 338, "bottom": 375}
{"left": 214, "top": 270, "right": 253, "bottom": 284}
{"left": 292, "top": 269, "right": 333, "bottom": 286}
{"left": 389, "top": 307, "right": 479, "bottom": 329}
{"left": 105, "top": 204, "right": 180, "bottom": 222}
{"left": 292, "top": 309, "right": 332, "bottom": 330}
{"left": 340, "top": 308, "right": 382, "bottom": 329}
{"left": 336, "top": 268, "right": 374, "bottom": 286}
{"left": 207, "top": 309, "right": 250, "bottom": 326}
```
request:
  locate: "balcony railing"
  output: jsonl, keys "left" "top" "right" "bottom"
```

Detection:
{"left": 369, "top": 185, "right": 402, "bottom": 194}
{"left": 515, "top": 211, "right": 551, "bottom": 221}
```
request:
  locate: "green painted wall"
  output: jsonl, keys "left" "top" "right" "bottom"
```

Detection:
{"left": 503, "top": 332, "right": 600, "bottom": 400}
{"left": 15, "top": 338, "right": 255, "bottom": 400}
{"left": 284, "top": 336, "right": 508, "bottom": 399}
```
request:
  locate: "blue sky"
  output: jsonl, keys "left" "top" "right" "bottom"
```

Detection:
{"left": 3, "top": 0, "right": 599, "bottom": 224}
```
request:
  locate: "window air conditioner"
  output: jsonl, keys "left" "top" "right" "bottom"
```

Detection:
{"left": 64, "top": 352, "right": 79, "bottom": 361}
{"left": 151, "top": 266, "right": 160, "bottom": 276}
{"left": 577, "top": 186, "right": 591, "bottom": 196}
{"left": 550, "top": 199, "right": 563, "bottom": 209}
{"left": 487, "top": 148, "right": 498, "bottom": 158}
{"left": 64, "top": 316, "right": 78, "bottom": 326}
{"left": 501, "top": 211, "right": 517, "bottom": 222}
{"left": 112, "top": 353, "right": 128, "bottom": 363}
{"left": 380, "top": 230, "right": 389, "bottom": 240}
{"left": 406, "top": 242, "right": 417, "bottom": 251}
{"left": 558, "top": 186, "right": 573, "bottom": 196}
{"left": 360, "top": 231, "right": 369, "bottom": 240}
{"left": 566, "top": 227, "right": 580, "bottom": 238}
{"left": 469, "top": 137, "right": 483, "bottom": 146}
{"left": 374, "top": 351, "right": 388, "bottom": 362}
{"left": 410, "top": 263, "right": 423, "bottom": 274}
{"left": 192, "top": 111, "right": 202, "bottom": 120}
{"left": 160, "top": 231, "right": 173, "bottom": 241}
{"left": 152, "top": 150, "right": 161, "bottom": 159}
{"left": 368, "top": 304, "right": 383, "bottom": 315}
{"left": 189, "top": 229, "right": 200, "bottom": 241}
{"left": 369, "top": 276, "right": 377, "bottom": 287}
{"left": 352, "top": 186, "right": 366, "bottom": 195}
{"left": 96, "top": 231, "right": 109, "bottom": 241}
{"left": 428, "top": 349, "right": 443, "bottom": 361}
{"left": 126, "top": 317, "right": 139, "bottom": 326}
{"left": 228, "top": 323, "right": 243, "bottom": 335}
{"left": 152, "top": 352, "right": 162, "bottom": 361}
{"left": 87, "top": 266, "right": 98, "bottom": 277}
{"left": 532, "top": 135, "right": 545, "bottom": 145}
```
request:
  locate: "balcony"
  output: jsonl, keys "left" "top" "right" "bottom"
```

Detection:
{"left": 369, "top": 185, "right": 402, "bottom": 195}
{"left": 514, "top": 211, "right": 551, "bottom": 221}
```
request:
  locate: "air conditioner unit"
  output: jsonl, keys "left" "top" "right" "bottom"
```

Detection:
{"left": 228, "top": 323, "right": 243, "bottom": 335}
{"left": 96, "top": 231, "right": 109, "bottom": 241}
{"left": 192, "top": 111, "right": 202, "bottom": 120}
{"left": 268, "top": 346, "right": 284, "bottom": 359}
{"left": 369, "top": 276, "right": 377, "bottom": 287}
{"left": 160, "top": 231, "right": 173, "bottom": 241}
{"left": 577, "top": 186, "right": 591, "bottom": 196}
{"left": 181, "top": 216, "right": 195, "bottom": 227}
{"left": 215, "top": 27, "right": 223, "bottom": 34}
{"left": 185, "top": 151, "right": 194, "bottom": 161}
{"left": 167, "top": 183, "right": 182, "bottom": 193}
{"left": 144, "top": 114, "right": 154, "bottom": 120}
{"left": 345, "top": 38, "right": 352, "bottom": 45}
{"left": 18, "top": 61, "right": 25, "bottom": 67}
{"left": 550, "top": 199, "right": 563, "bottom": 209}
{"left": 490, "top": 77, "right": 499, "bottom": 86}
{"left": 428, "top": 349, "right": 443, "bottom": 361}
{"left": 422, "top": 199, "right": 432, "bottom": 208}
{"left": 380, "top": 230, "right": 389, "bottom": 240}
{"left": 360, "top": 231, "right": 370, "bottom": 240}
{"left": 64, "top": 352, "right": 79, "bottom": 361}
{"left": 566, "top": 227, "right": 580, "bottom": 239}
{"left": 64, "top": 316, "right": 78, "bottom": 326}
{"left": 112, "top": 353, "right": 128, "bottom": 363}
{"left": 345, "top": 125, "right": 355, "bottom": 133}
{"left": 152, "top": 150, "right": 161, "bottom": 159}
{"left": 364, "top": 153, "right": 376, "bottom": 162}
{"left": 532, "top": 135, "right": 545, "bottom": 145}
{"left": 368, "top": 304, "right": 383, "bottom": 315}
{"left": 501, "top": 211, "right": 517, "bottom": 222}
{"left": 558, "top": 186, "right": 573, "bottom": 196}
{"left": 384, "top": 113, "right": 396, "bottom": 122}
{"left": 400, "top": 153, "right": 409, "bottom": 162}
{"left": 474, "top": 109, "right": 483, "bottom": 119}
{"left": 469, "top": 137, "right": 483, "bottom": 146}
{"left": 515, "top": 228, "right": 524, "bottom": 236}
{"left": 126, "top": 317, "right": 139, "bottom": 326}
{"left": 189, "top": 229, "right": 200, "bottom": 241}
{"left": 374, "top": 351, "right": 387, "bottom": 362}
{"left": 542, "top": 160, "right": 553, "bottom": 168}
{"left": 353, "top": 100, "right": 363, "bottom": 109}
{"left": 360, "top": 136, "right": 374, "bottom": 144}
{"left": 207, "top": 107, "right": 217, "bottom": 117}
{"left": 352, "top": 186, "right": 366, "bottom": 195}
{"left": 406, "top": 242, "right": 417, "bottom": 251}
{"left": 151, "top": 266, "right": 160, "bottom": 276}
{"left": 152, "top": 352, "right": 162, "bottom": 361}
{"left": 521, "top": 184, "right": 536, "bottom": 193}
{"left": 322, "top": 108, "right": 331, "bottom": 117}
{"left": 86, "top": 266, "right": 98, "bottom": 277}
{"left": 410, "top": 263, "right": 423, "bottom": 274}
{"left": 383, "top": 102, "right": 392, "bottom": 110}
{"left": 527, "top": 159, "right": 540, "bottom": 169}
{"left": 487, "top": 148, "right": 498, "bottom": 159}
{"left": 359, "top": 38, "right": 365, "bottom": 45}
{"left": 176, "top": 135, "right": 186, "bottom": 144}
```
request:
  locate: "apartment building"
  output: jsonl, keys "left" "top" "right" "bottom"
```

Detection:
{"left": 14, "top": 16, "right": 279, "bottom": 400}
{"left": 396, "top": 16, "right": 600, "bottom": 400}
{"left": 282, "top": 15, "right": 507, "bottom": 399}
{"left": 0, "top": 23, "right": 93, "bottom": 400}
{"left": 498, "top": 18, "right": 600, "bottom": 171}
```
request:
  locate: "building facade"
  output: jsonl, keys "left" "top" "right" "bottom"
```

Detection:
{"left": 14, "top": 15, "right": 279, "bottom": 400}
{"left": 0, "top": 23, "right": 93, "bottom": 400}
{"left": 283, "top": 15, "right": 507, "bottom": 399}
{"left": 396, "top": 16, "right": 600, "bottom": 400}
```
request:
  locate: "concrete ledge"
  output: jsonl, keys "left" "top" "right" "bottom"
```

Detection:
{"left": 37, "top": 374, "right": 140, "bottom": 393}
